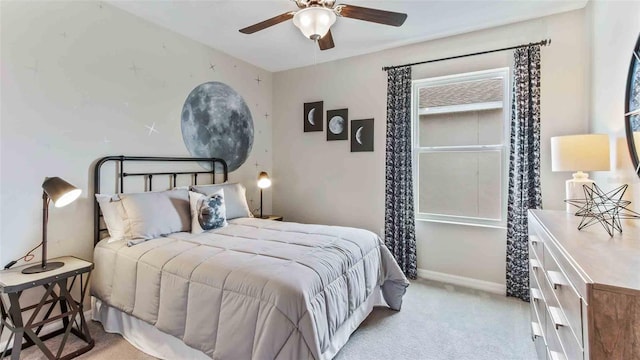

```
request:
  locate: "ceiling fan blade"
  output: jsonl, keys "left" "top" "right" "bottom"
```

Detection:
{"left": 239, "top": 12, "right": 295, "bottom": 34}
{"left": 337, "top": 4, "right": 407, "bottom": 27}
{"left": 318, "top": 30, "right": 335, "bottom": 50}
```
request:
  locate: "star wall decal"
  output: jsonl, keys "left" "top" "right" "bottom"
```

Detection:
{"left": 264, "top": 113, "right": 269, "bottom": 120}
{"left": 145, "top": 122, "right": 159, "bottom": 136}
{"left": 60, "top": 32, "right": 67, "bottom": 38}
{"left": 255, "top": 76, "right": 262, "bottom": 85}
{"left": 209, "top": 62, "right": 216, "bottom": 71}
{"left": 103, "top": 137, "right": 111, "bottom": 144}
{"left": 566, "top": 184, "right": 640, "bottom": 236}
{"left": 26, "top": 61, "right": 38, "bottom": 74}
{"left": 129, "top": 62, "right": 140, "bottom": 76}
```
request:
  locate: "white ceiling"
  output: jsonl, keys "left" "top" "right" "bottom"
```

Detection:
{"left": 109, "top": 0, "right": 587, "bottom": 72}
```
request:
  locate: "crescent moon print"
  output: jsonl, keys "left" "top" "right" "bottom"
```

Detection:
{"left": 326, "top": 108, "right": 348, "bottom": 141}
{"left": 181, "top": 82, "right": 254, "bottom": 172}
{"left": 308, "top": 108, "right": 316, "bottom": 126}
{"left": 304, "top": 101, "right": 323, "bottom": 132}
{"left": 351, "top": 119, "right": 374, "bottom": 152}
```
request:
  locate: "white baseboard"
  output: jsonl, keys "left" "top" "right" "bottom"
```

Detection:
{"left": 417, "top": 268, "right": 506, "bottom": 295}
{"left": 0, "top": 309, "right": 92, "bottom": 351}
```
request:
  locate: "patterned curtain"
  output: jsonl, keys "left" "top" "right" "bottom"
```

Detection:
{"left": 384, "top": 66, "right": 417, "bottom": 280}
{"left": 506, "top": 45, "right": 543, "bottom": 301}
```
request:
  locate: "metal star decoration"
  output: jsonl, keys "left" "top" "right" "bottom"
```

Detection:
{"left": 565, "top": 184, "right": 640, "bottom": 236}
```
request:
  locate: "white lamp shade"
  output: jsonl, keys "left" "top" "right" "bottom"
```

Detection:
{"left": 551, "top": 134, "right": 610, "bottom": 172}
{"left": 292, "top": 7, "right": 336, "bottom": 40}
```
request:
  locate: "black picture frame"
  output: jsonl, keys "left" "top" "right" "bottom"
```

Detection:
{"left": 326, "top": 108, "right": 348, "bottom": 141}
{"left": 303, "top": 101, "right": 323, "bottom": 132}
{"left": 351, "top": 119, "right": 374, "bottom": 152}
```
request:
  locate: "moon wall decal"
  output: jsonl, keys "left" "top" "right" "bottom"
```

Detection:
{"left": 181, "top": 81, "right": 254, "bottom": 172}
{"left": 355, "top": 127, "right": 364, "bottom": 145}
{"left": 308, "top": 108, "right": 316, "bottom": 126}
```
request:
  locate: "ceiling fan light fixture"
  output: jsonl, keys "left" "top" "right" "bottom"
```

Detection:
{"left": 292, "top": 7, "right": 336, "bottom": 40}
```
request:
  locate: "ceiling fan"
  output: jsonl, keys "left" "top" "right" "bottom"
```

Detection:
{"left": 239, "top": 0, "right": 408, "bottom": 51}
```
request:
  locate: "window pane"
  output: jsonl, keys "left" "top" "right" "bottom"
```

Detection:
{"left": 419, "top": 109, "right": 503, "bottom": 147}
{"left": 419, "top": 78, "right": 503, "bottom": 108}
{"left": 418, "top": 151, "right": 502, "bottom": 220}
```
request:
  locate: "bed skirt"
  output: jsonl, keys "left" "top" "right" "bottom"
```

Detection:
{"left": 91, "top": 287, "right": 385, "bottom": 360}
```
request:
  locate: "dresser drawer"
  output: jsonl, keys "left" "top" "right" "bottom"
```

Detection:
{"left": 546, "top": 304, "right": 583, "bottom": 360}
{"left": 543, "top": 245, "right": 584, "bottom": 346}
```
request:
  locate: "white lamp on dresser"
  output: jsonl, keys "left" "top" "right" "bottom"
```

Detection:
{"left": 550, "top": 134, "right": 610, "bottom": 212}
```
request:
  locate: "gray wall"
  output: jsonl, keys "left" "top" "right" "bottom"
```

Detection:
{"left": 0, "top": 1, "right": 274, "bottom": 266}
{"left": 273, "top": 9, "right": 589, "bottom": 288}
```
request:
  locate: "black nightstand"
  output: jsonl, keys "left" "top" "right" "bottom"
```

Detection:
{"left": 0, "top": 256, "right": 94, "bottom": 360}
{"left": 259, "top": 215, "right": 283, "bottom": 221}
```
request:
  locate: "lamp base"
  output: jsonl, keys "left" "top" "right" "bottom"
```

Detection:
{"left": 21, "top": 261, "right": 65, "bottom": 274}
{"left": 565, "top": 172, "right": 595, "bottom": 213}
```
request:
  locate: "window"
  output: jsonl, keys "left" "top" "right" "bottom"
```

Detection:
{"left": 412, "top": 68, "right": 510, "bottom": 228}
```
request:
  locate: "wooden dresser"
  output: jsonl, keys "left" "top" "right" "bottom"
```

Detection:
{"left": 528, "top": 210, "right": 640, "bottom": 360}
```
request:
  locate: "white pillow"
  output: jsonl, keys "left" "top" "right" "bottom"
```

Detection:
{"left": 189, "top": 190, "right": 228, "bottom": 234}
{"left": 95, "top": 194, "right": 127, "bottom": 243}
{"left": 190, "top": 183, "right": 252, "bottom": 220}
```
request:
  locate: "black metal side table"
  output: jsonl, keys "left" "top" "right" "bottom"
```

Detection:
{"left": 0, "top": 256, "right": 94, "bottom": 359}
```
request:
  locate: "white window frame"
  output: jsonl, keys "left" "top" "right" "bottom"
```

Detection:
{"left": 411, "top": 68, "right": 511, "bottom": 229}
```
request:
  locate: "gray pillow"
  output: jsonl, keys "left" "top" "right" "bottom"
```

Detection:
{"left": 118, "top": 189, "right": 191, "bottom": 241}
{"left": 190, "top": 183, "right": 252, "bottom": 220}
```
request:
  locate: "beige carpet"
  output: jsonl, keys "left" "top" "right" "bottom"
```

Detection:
{"left": 17, "top": 279, "right": 536, "bottom": 360}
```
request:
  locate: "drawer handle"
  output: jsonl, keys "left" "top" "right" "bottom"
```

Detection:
{"left": 530, "top": 259, "right": 541, "bottom": 269}
{"left": 530, "top": 288, "right": 543, "bottom": 301}
{"left": 548, "top": 306, "right": 568, "bottom": 329}
{"left": 549, "top": 350, "right": 567, "bottom": 360}
{"left": 531, "top": 321, "right": 543, "bottom": 339}
{"left": 547, "top": 271, "right": 568, "bottom": 289}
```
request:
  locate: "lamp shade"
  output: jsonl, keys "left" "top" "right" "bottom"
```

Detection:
{"left": 257, "top": 172, "right": 271, "bottom": 189}
{"left": 42, "top": 177, "right": 82, "bottom": 207}
{"left": 292, "top": 7, "right": 336, "bottom": 40}
{"left": 551, "top": 134, "right": 610, "bottom": 172}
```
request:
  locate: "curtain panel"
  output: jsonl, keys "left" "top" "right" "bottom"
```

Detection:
{"left": 506, "top": 45, "right": 543, "bottom": 301}
{"left": 384, "top": 66, "right": 417, "bottom": 280}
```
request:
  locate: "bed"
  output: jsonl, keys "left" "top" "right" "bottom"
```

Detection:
{"left": 90, "top": 156, "right": 409, "bottom": 360}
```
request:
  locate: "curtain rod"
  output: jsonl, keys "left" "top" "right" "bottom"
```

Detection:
{"left": 382, "top": 38, "right": 551, "bottom": 71}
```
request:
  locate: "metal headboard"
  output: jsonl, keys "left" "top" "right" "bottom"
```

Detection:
{"left": 93, "top": 155, "right": 228, "bottom": 245}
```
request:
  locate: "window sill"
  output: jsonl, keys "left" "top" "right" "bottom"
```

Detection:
{"left": 415, "top": 217, "right": 507, "bottom": 230}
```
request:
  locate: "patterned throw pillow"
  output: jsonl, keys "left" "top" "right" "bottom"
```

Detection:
{"left": 189, "top": 190, "right": 228, "bottom": 234}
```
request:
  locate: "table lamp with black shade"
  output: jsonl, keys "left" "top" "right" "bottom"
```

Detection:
{"left": 21, "top": 177, "right": 82, "bottom": 274}
{"left": 257, "top": 172, "right": 271, "bottom": 219}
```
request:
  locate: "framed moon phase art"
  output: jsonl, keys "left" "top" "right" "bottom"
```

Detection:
{"left": 304, "top": 101, "right": 323, "bottom": 132}
{"left": 351, "top": 119, "right": 374, "bottom": 152}
{"left": 327, "top": 108, "right": 348, "bottom": 140}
